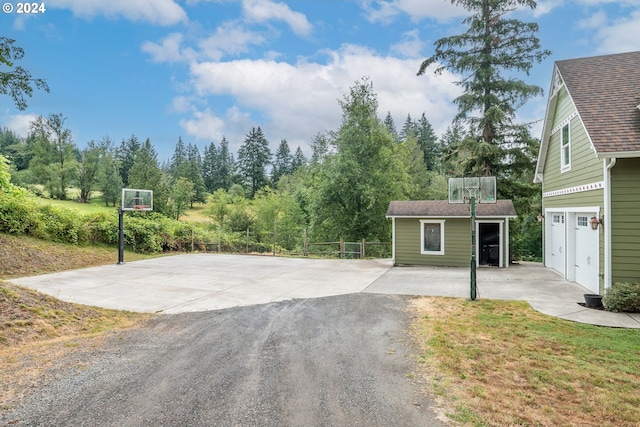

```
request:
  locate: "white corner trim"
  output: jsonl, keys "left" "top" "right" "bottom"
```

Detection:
{"left": 543, "top": 181, "right": 604, "bottom": 198}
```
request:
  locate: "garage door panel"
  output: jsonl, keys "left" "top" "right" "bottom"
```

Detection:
{"left": 574, "top": 213, "right": 599, "bottom": 294}
{"left": 548, "top": 213, "right": 565, "bottom": 275}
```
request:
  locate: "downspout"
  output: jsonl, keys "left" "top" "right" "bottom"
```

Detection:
{"left": 391, "top": 217, "right": 396, "bottom": 265}
{"left": 604, "top": 158, "right": 616, "bottom": 289}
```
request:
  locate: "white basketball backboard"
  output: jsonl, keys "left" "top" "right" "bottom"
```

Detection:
{"left": 448, "top": 177, "right": 496, "bottom": 204}
{"left": 122, "top": 188, "right": 153, "bottom": 211}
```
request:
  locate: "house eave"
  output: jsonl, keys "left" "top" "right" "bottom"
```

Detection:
{"left": 595, "top": 150, "right": 640, "bottom": 159}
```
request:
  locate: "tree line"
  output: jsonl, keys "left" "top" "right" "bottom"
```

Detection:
{"left": 1, "top": 0, "right": 547, "bottom": 259}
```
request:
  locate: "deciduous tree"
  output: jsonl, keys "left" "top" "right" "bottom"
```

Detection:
{"left": 0, "top": 37, "right": 49, "bottom": 110}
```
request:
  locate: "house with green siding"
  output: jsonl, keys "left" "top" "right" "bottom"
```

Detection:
{"left": 534, "top": 51, "right": 640, "bottom": 295}
{"left": 386, "top": 200, "right": 516, "bottom": 268}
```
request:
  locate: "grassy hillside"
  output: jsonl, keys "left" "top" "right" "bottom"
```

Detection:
{"left": 0, "top": 233, "right": 155, "bottom": 413}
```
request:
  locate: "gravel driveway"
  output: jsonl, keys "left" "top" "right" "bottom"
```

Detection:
{"left": 1, "top": 294, "right": 446, "bottom": 427}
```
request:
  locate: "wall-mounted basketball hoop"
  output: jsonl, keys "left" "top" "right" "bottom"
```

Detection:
{"left": 118, "top": 189, "right": 154, "bottom": 265}
{"left": 448, "top": 177, "right": 497, "bottom": 301}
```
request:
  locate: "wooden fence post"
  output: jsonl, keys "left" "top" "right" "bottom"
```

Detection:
{"left": 303, "top": 228, "right": 308, "bottom": 257}
{"left": 273, "top": 218, "right": 277, "bottom": 256}
{"left": 246, "top": 229, "right": 249, "bottom": 254}
{"left": 361, "top": 238, "right": 365, "bottom": 259}
{"left": 217, "top": 228, "right": 221, "bottom": 253}
{"left": 340, "top": 238, "right": 344, "bottom": 259}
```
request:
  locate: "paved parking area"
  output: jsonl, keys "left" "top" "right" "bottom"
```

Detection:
{"left": 8, "top": 254, "right": 640, "bottom": 327}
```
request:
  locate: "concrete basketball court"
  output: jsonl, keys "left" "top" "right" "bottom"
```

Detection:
{"left": 8, "top": 253, "right": 640, "bottom": 327}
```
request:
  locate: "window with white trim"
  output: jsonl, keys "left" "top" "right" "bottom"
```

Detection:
{"left": 561, "top": 123, "right": 571, "bottom": 172}
{"left": 420, "top": 220, "right": 445, "bottom": 255}
{"left": 577, "top": 216, "right": 588, "bottom": 227}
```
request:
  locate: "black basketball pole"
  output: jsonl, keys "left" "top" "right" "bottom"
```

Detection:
{"left": 117, "top": 207, "right": 125, "bottom": 265}
{"left": 470, "top": 195, "right": 477, "bottom": 301}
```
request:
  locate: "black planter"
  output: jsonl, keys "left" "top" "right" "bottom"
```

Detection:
{"left": 584, "top": 293, "right": 603, "bottom": 308}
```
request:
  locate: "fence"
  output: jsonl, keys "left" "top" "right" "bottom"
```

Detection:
{"left": 203, "top": 228, "right": 391, "bottom": 259}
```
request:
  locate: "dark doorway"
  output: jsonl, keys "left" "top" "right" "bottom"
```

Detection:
{"left": 479, "top": 223, "right": 500, "bottom": 266}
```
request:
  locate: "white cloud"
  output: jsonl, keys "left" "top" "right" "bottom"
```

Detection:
{"left": 142, "top": 33, "right": 195, "bottom": 63}
{"left": 390, "top": 29, "right": 426, "bottom": 58}
{"left": 184, "top": 44, "right": 461, "bottom": 149}
{"left": 179, "top": 108, "right": 226, "bottom": 141}
{"left": 47, "top": 0, "right": 187, "bottom": 26}
{"left": 361, "top": 0, "right": 466, "bottom": 23}
{"left": 594, "top": 10, "right": 640, "bottom": 53}
{"left": 577, "top": 10, "right": 608, "bottom": 29}
{"left": 242, "top": 0, "right": 313, "bottom": 36}
{"left": 2, "top": 113, "right": 38, "bottom": 137}
{"left": 198, "top": 22, "right": 267, "bottom": 61}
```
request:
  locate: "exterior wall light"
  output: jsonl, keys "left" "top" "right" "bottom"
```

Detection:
{"left": 590, "top": 216, "right": 602, "bottom": 231}
{"left": 537, "top": 214, "right": 544, "bottom": 222}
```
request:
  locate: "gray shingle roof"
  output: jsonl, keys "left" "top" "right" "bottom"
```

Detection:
{"left": 386, "top": 200, "right": 516, "bottom": 217}
{"left": 556, "top": 51, "right": 640, "bottom": 154}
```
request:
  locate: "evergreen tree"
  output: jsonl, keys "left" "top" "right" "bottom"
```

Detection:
{"left": 416, "top": 113, "right": 439, "bottom": 171}
{"left": 28, "top": 113, "right": 78, "bottom": 200}
{"left": 272, "top": 139, "right": 293, "bottom": 184}
{"left": 215, "top": 137, "right": 235, "bottom": 191}
{"left": 186, "top": 142, "right": 206, "bottom": 205}
{"left": 291, "top": 146, "right": 307, "bottom": 171}
{"left": 399, "top": 113, "right": 417, "bottom": 143}
{"left": 128, "top": 138, "right": 169, "bottom": 214}
{"left": 202, "top": 142, "right": 218, "bottom": 192}
{"left": 417, "top": 0, "right": 550, "bottom": 176}
{"left": 383, "top": 111, "right": 399, "bottom": 143}
{"left": 169, "top": 137, "right": 188, "bottom": 183}
{"left": 237, "top": 127, "right": 271, "bottom": 197}
{"left": 116, "top": 135, "right": 141, "bottom": 187}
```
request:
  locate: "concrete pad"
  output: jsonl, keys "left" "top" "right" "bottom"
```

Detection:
{"left": 7, "top": 255, "right": 640, "bottom": 328}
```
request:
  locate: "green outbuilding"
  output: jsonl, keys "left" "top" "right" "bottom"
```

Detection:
{"left": 386, "top": 200, "right": 517, "bottom": 268}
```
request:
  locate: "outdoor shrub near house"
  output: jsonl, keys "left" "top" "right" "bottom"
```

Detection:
{"left": 603, "top": 282, "right": 640, "bottom": 313}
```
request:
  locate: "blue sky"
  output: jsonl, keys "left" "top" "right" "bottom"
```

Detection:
{"left": 1, "top": 0, "right": 639, "bottom": 162}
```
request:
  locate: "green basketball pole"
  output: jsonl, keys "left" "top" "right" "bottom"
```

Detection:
{"left": 470, "top": 195, "right": 477, "bottom": 301}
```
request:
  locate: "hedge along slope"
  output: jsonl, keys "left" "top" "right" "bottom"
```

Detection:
{"left": 0, "top": 186, "right": 217, "bottom": 253}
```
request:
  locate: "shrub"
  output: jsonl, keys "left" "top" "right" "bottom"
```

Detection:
{"left": 37, "top": 204, "right": 88, "bottom": 244}
{"left": 603, "top": 282, "right": 640, "bottom": 313}
{"left": 0, "top": 186, "right": 40, "bottom": 234}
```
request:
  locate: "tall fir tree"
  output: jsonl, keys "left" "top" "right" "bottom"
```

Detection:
{"left": 418, "top": 0, "right": 550, "bottom": 177}
{"left": 399, "top": 113, "right": 417, "bottom": 143}
{"left": 128, "top": 138, "right": 169, "bottom": 214}
{"left": 416, "top": 113, "right": 439, "bottom": 171}
{"left": 237, "top": 127, "right": 271, "bottom": 197}
{"left": 291, "top": 146, "right": 307, "bottom": 171}
{"left": 116, "top": 135, "right": 141, "bottom": 187}
{"left": 169, "top": 137, "right": 188, "bottom": 183}
{"left": 186, "top": 142, "right": 206, "bottom": 205}
{"left": 272, "top": 139, "right": 293, "bottom": 184}
{"left": 383, "top": 111, "right": 399, "bottom": 143}
{"left": 202, "top": 141, "right": 218, "bottom": 193}
{"left": 97, "top": 137, "right": 122, "bottom": 207}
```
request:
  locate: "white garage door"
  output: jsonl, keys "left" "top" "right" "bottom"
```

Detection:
{"left": 548, "top": 213, "right": 565, "bottom": 275}
{"left": 574, "top": 214, "right": 599, "bottom": 294}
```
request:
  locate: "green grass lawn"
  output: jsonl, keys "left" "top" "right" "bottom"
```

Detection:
{"left": 411, "top": 297, "right": 640, "bottom": 427}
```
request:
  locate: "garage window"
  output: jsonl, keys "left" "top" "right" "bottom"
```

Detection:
{"left": 577, "top": 216, "right": 588, "bottom": 227}
{"left": 420, "top": 220, "right": 445, "bottom": 255}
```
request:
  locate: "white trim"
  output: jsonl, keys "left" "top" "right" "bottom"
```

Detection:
{"left": 505, "top": 218, "right": 510, "bottom": 268}
{"left": 596, "top": 150, "right": 640, "bottom": 159}
{"left": 560, "top": 122, "right": 572, "bottom": 173}
{"left": 420, "top": 220, "right": 445, "bottom": 256}
{"left": 391, "top": 217, "right": 396, "bottom": 265}
{"left": 604, "top": 158, "right": 616, "bottom": 289}
{"left": 551, "top": 111, "right": 578, "bottom": 135}
{"left": 543, "top": 181, "right": 604, "bottom": 198}
{"left": 546, "top": 206, "right": 600, "bottom": 215}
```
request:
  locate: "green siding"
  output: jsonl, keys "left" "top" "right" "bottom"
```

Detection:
{"left": 395, "top": 218, "right": 470, "bottom": 266}
{"left": 393, "top": 218, "right": 508, "bottom": 267}
{"left": 611, "top": 158, "right": 640, "bottom": 283}
{"left": 542, "top": 88, "right": 603, "bottom": 194}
